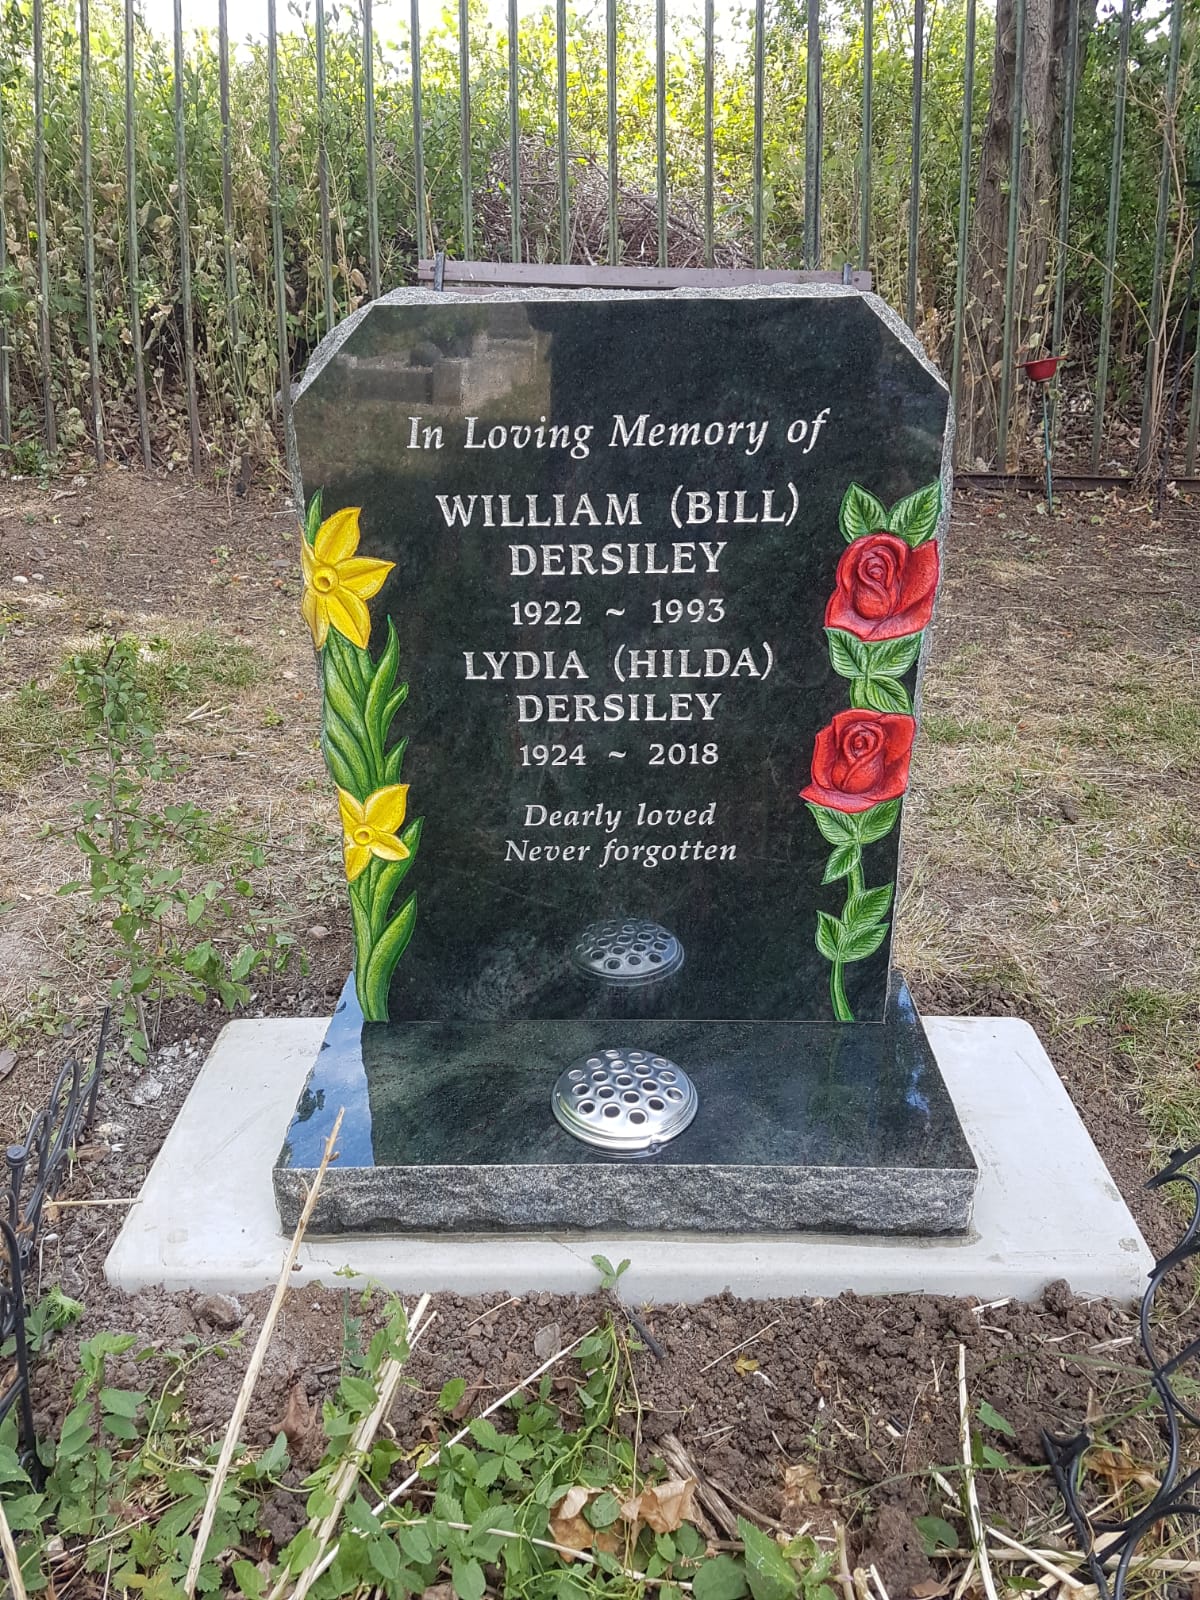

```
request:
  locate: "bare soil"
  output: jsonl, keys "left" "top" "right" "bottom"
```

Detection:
{"left": 2, "top": 464, "right": 1199, "bottom": 1590}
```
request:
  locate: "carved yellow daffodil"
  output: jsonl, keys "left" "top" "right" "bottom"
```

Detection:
{"left": 301, "top": 506, "right": 394, "bottom": 650}
{"left": 339, "top": 784, "right": 411, "bottom": 882}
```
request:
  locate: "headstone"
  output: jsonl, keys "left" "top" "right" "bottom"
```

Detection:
{"left": 275, "top": 285, "right": 976, "bottom": 1236}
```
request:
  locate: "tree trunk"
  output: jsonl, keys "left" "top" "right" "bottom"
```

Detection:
{"left": 959, "top": 0, "right": 1095, "bottom": 468}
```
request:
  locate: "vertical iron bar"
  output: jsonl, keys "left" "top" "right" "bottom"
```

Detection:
{"left": 125, "top": 0, "right": 151, "bottom": 464}
{"left": 411, "top": 0, "right": 426, "bottom": 262}
{"left": 0, "top": 42, "right": 11, "bottom": 445}
{"left": 315, "top": 0, "right": 334, "bottom": 329}
{"left": 859, "top": 0, "right": 872, "bottom": 271}
{"left": 508, "top": 0, "right": 521, "bottom": 261}
{"left": 606, "top": 0, "right": 618, "bottom": 264}
{"left": 268, "top": 0, "right": 291, "bottom": 455}
{"left": 556, "top": 0, "right": 568, "bottom": 260}
{"left": 703, "top": 0, "right": 714, "bottom": 266}
{"left": 460, "top": 0, "right": 474, "bottom": 257}
{"left": 905, "top": 0, "right": 924, "bottom": 325}
{"left": 1187, "top": 313, "right": 1200, "bottom": 473}
{"left": 804, "top": 0, "right": 821, "bottom": 268}
{"left": 753, "top": 0, "right": 765, "bottom": 268}
{"left": 1090, "top": 0, "right": 1131, "bottom": 473}
{"left": 1050, "top": 0, "right": 1078, "bottom": 450}
{"left": 655, "top": 0, "right": 666, "bottom": 266}
{"left": 363, "top": 0, "right": 380, "bottom": 295}
{"left": 217, "top": 0, "right": 240, "bottom": 374}
{"left": 949, "top": 0, "right": 975, "bottom": 429}
{"left": 995, "top": 0, "right": 1026, "bottom": 469}
{"left": 79, "top": 0, "right": 104, "bottom": 463}
{"left": 1050, "top": 0, "right": 1078, "bottom": 360}
{"left": 1136, "top": 0, "right": 1182, "bottom": 471}
{"left": 173, "top": 0, "right": 200, "bottom": 468}
{"left": 33, "top": 0, "right": 56, "bottom": 453}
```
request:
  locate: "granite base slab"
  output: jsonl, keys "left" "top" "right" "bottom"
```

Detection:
{"left": 273, "top": 978, "right": 977, "bottom": 1235}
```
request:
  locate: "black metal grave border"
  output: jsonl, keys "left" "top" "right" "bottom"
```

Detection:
{"left": 1044, "top": 1141, "right": 1200, "bottom": 1600}
{"left": 1, "top": 1012, "right": 109, "bottom": 1466}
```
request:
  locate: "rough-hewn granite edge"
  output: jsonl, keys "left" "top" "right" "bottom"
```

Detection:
{"left": 274, "top": 1160, "right": 976, "bottom": 1238}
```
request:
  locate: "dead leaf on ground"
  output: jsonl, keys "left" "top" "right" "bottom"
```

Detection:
{"left": 621, "top": 1477, "right": 698, "bottom": 1534}
{"left": 910, "top": 1581, "right": 952, "bottom": 1598}
{"left": 533, "top": 1321, "right": 563, "bottom": 1361}
{"left": 0, "top": 1048, "right": 17, "bottom": 1081}
{"left": 278, "top": 1378, "right": 316, "bottom": 1453}
{"left": 734, "top": 1355, "right": 760, "bottom": 1375}
{"left": 780, "top": 1461, "right": 823, "bottom": 1524}
{"left": 1090, "top": 1446, "right": 1160, "bottom": 1494}
{"left": 548, "top": 1486, "right": 623, "bottom": 1561}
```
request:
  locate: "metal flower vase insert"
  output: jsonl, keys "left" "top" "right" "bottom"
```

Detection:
{"left": 300, "top": 495, "right": 422, "bottom": 1022}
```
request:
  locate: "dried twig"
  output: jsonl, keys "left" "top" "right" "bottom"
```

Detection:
{"left": 698, "top": 1321, "right": 780, "bottom": 1375}
{"left": 660, "top": 1433, "right": 738, "bottom": 1538}
{"left": 834, "top": 1522, "right": 856, "bottom": 1600}
{"left": 0, "top": 1489, "right": 29, "bottom": 1600}
{"left": 985, "top": 1525, "right": 1086, "bottom": 1590}
{"left": 183, "top": 1108, "right": 344, "bottom": 1600}
{"left": 958, "top": 1343, "right": 1000, "bottom": 1600}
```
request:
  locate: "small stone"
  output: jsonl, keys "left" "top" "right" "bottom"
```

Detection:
{"left": 307, "top": 924, "right": 330, "bottom": 940}
{"left": 282, "top": 670, "right": 296, "bottom": 680}
{"left": 96, "top": 1120, "right": 128, "bottom": 1139}
{"left": 31, "top": 572, "right": 45, "bottom": 581}
{"left": 1058, "top": 796, "right": 1081, "bottom": 824}
{"left": 533, "top": 1322, "right": 562, "bottom": 1360}
{"left": 194, "top": 1293, "right": 244, "bottom": 1330}
{"left": 131, "top": 1077, "right": 164, "bottom": 1106}
{"left": 12, "top": 574, "right": 28, "bottom": 585}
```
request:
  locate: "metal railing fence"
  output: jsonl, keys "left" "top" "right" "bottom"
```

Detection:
{"left": 0, "top": 0, "right": 1196, "bottom": 476}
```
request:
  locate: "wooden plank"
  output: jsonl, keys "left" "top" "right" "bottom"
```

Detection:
{"left": 416, "top": 260, "right": 873, "bottom": 292}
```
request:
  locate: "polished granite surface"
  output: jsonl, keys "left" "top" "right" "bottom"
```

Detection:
{"left": 274, "top": 974, "right": 976, "bottom": 1234}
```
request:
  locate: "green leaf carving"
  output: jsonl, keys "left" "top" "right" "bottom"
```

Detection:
{"left": 839, "top": 920, "right": 889, "bottom": 962}
{"left": 862, "top": 632, "right": 923, "bottom": 676}
{"left": 825, "top": 628, "right": 870, "bottom": 678}
{"left": 888, "top": 481, "right": 941, "bottom": 546}
{"left": 822, "top": 843, "right": 861, "bottom": 884}
{"left": 845, "top": 883, "right": 894, "bottom": 925}
{"left": 839, "top": 483, "right": 889, "bottom": 544}
{"left": 856, "top": 798, "right": 902, "bottom": 844}
{"left": 806, "top": 802, "right": 859, "bottom": 845}
{"left": 850, "top": 676, "right": 913, "bottom": 714}
{"left": 360, "top": 892, "right": 417, "bottom": 1021}
{"left": 815, "top": 910, "right": 843, "bottom": 962}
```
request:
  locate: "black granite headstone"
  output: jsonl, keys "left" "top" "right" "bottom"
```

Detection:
{"left": 275, "top": 285, "right": 976, "bottom": 1235}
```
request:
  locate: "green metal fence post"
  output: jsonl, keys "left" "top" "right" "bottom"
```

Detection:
{"left": 753, "top": 0, "right": 765, "bottom": 269}
{"left": 33, "top": 0, "right": 56, "bottom": 454}
{"left": 949, "top": 0, "right": 976, "bottom": 434}
{"left": 80, "top": 0, "right": 103, "bottom": 463}
{"left": 316, "top": 0, "right": 335, "bottom": 330}
{"left": 906, "top": 0, "right": 924, "bottom": 327}
{"left": 804, "top": 0, "right": 821, "bottom": 268}
{"left": 411, "top": 0, "right": 426, "bottom": 262}
{"left": 461, "top": 0, "right": 475, "bottom": 258}
{"left": 859, "top": 0, "right": 872, "bottom": 272}
{"left": 508, "top": 0, "right": 521, "bottom": 261}
{"left": 656, "top": 0, "right": 666, "bottom": 266}
{"left": 1137, "top": 0, "right": 1183, "bottom": 472}
{"left": 363, "top": 0, "right": 380, "bottom": 295}
{"left": 268, "top": 0, "right": 292, "bottom": 456}
{"left": 172, "top": 0, "right": 200, "bottom": 468}
{"left": 125, "top": 0, "right": 151, "bottom": 464}
{"left": 1090, "top": 0, "right": 1131, "bottom": 473}
{"left": 995, "top": 0, "right": 1026, "bottom": 469}
{"left": 1049, "top": 0, "right": 1078, "bottom": 452}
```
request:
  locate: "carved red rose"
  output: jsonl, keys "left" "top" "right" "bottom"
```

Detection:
{"left": 801, "top": 709, "right": 915, "bottom": 814}
{"left": 825, "top": 532, "right": 939, "bottom": 642}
